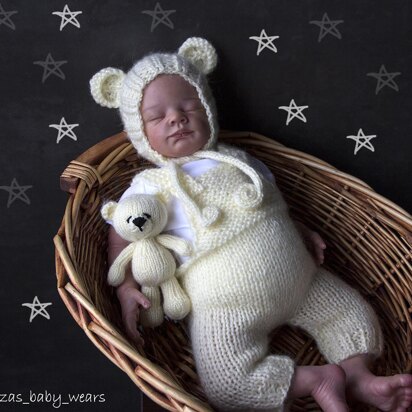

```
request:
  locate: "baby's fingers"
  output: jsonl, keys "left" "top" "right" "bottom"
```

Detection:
{"left": 311, "top": 231, "right": 327, "bottom": 250}
{"left": 122, "top": 308, "right": 144, "bottom": 345}
{"left": 124, "top": 289, "right": 151, "bottom": 345}
{"left": 315, "top": 247, "right": 325, "bottom": 265}
{"left": 130, "top": 288, "right": 151, "bottom": 309}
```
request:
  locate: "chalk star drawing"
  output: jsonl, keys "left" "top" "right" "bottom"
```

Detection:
{"left": 141, "top": 3, "right": 176, "bottom": 32}
{"left": 33, "top": 53, "right": 67, "bottom": 83}
{"left": 0, "top": 178, "right": 33, "bottom": 208}
{"left": 249, "top": 29, "right": 279, "bottom": 55}
{"left": 278, "top": 99, "right": 309, "bottom": 125}
{"left": 309, "top": 12, "right": 344, "bottom": 42}
{"left": 49, "top": 117, "right": 79, "bottom": 143}
{"left": 367, "top": 64, "right": 401, "bottom": 95}
{"left": 22, "top": 296, "right": 52, "bottom": 323}
{"left": 52, "top": 4, "right": 82, "bottom": 31}
{"left": 0, "top": 3, "right": 18, "bottom": 30}
{"left": 346, "top": 128, "right": 377, "bottom": 155}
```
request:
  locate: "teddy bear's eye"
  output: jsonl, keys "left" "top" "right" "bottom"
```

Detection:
{"left": 126, "top": 216, "right": 132, "bottom": 223}
{"left": 143, "top": 213, "right": 151, "bottom": 219}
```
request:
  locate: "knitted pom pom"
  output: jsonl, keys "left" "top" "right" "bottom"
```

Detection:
{"left": 233, "top": 183, "right": 263, "bottom": 210}
{"left": 178, "top": 37, "right": 218, "bottom": 75}
{"left": 90, "top": 67, "right": 125, "bottom": 108}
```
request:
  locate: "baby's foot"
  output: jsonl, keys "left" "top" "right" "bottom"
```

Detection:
{"left": 348, "top": 373, "right": 412, "bottom": 411}
{"left": 288, "top": 364, "right": 349, "bottom": 412}
{"left": 310, "top": 365, "right": 349, "bottom": 412}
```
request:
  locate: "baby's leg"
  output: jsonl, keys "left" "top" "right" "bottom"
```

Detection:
{"left": 288, "top": 267, "right": 384, "bottom": 365}
{"left": 189, "top": 308, "right": 296, "bottom": 411}
{"left": 288, "top": 268, "right": 412, "bottom": 410}
{"left": 160, "top": 277, "right": 191, "bottom": 320}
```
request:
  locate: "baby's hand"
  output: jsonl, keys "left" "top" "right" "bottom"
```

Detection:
{"left": 116, "top": 284, "right": 151, "bottom": 345}
{"left": 296, "top": 221, "right": 327, "bottom": 265}
{"left": 307, "top": 230, "right": 327, "bottom": 265}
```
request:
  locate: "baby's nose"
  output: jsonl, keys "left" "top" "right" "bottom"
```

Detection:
{"left": 132, "top": 216, "right": 147, "bottom": 231}
{"left": 168, "top": 110, "right": 188, "bottom": 124}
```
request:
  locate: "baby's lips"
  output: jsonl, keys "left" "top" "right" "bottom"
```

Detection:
{"left": 168, "top": 129, "right": 193, "bottom": 138}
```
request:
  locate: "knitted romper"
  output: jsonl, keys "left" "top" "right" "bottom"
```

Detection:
{"left": 132, "top": 145, "right": 384, "bottom": 412}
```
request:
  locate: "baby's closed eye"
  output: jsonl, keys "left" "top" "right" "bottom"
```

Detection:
{"left": 183, "top": 102, "right": 203, "bottom": 112}
{"left": 146, "top": 114, "right": 164, "bottom": 122}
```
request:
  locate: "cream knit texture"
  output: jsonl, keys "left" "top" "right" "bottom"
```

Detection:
{"left": 130, "top": 144, "right": 384, "bottom": 411}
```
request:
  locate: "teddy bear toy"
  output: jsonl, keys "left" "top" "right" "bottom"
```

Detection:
{"left": 101, "top": 194, "right": 192, "bottom": 327}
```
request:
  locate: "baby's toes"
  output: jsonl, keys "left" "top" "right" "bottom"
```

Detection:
{"left": 401, "top": 390, "right": 412, "bottom": 405}
{"left": 387, "top": 374, "right": 412, "bottom": 393}
{"left": 397, "top": 387, "right": 412, "bottom": 408}
{"left": 399, "top": 398, "right": 412, "bottom": 409}
{"left": 398, "top": 374, "right": 412, "bottom": 388}
{"left": 404, "top": 386, "right": 412, "bottom": 398}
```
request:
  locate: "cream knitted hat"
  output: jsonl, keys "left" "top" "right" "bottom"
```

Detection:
{"left": 90, "top": 37, "right": 219, "bottom": 166}
{"left": 91, "top": 37, "right": 264, "bottom": 228}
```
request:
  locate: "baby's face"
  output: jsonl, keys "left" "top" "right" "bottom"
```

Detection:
{"left": 140, "top": 74, "right": 210, "bottom": 158}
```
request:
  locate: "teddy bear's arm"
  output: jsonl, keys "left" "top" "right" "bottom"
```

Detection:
{"left": 156, "top": 234, "right": 192, "bottom": 257}
{"left": 107, "top": 243, "right": 135, "bottom": 287}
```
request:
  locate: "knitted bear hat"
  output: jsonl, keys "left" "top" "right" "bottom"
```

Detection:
{"left": 90, "top": 37, "right": 264, "bottom": 228}
{"left": 90, "top": 37, "right": 219, "bottom": 167}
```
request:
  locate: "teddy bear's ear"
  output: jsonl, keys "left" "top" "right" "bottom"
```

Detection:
{"left": 90, "top": 67, "right": 125, "bottom": 109}
{"left": 178, "top": 37, "right": 217, "bottom": 75}
{"left": 101, "top": 201, "right": 118, "bottom": 221}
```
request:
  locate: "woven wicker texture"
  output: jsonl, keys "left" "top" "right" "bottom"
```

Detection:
{"left": 54, "top": 130, "right": 412, "bottom": 412}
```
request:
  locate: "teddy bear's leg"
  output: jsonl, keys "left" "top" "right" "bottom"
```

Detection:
{"left": 140, "top": 286, "right": 164, "bottom": 328}
{"left": 160, "top": 277, "right": 191, "bottom": 320}
{"left": 287, "top": 267, "right": 384, "bottom": 364}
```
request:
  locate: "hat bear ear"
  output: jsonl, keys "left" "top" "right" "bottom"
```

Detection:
{"left": 101, "top": 200, "right": 118, "bottom": 221}
{"left": 178, "top": 37, "right": 217, "bottom": 75}
{"left": 90, "top": 67, "right": 125, "bottom": 108}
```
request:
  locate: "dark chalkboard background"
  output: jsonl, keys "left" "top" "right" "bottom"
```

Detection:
{"left": 0, "top": 1, "right": 411, "bottom": 411}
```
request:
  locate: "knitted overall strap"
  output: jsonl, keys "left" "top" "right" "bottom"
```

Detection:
{"left": 167, "top": 161, "right": 220, "bottom": 227}
{"left": 166, "top": 150, "right": 264, "bottom": 228}
{"left": 193, "top": 150, "right": 264, "bottom": 210}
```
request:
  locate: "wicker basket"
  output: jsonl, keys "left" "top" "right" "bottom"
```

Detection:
{"left": 54, "top": 130, "right": 412, "bottom": 412}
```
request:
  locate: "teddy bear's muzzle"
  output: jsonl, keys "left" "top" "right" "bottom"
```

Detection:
{"left": 132, "top": 214, "right": 151, "bottom": 232}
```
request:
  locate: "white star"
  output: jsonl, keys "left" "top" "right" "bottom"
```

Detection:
{"left": 367, "top": 64, "right": 401, "bottom": 95}
{"left": 33, "top": 53, "right": 67, "bottom": 83}
{"left": 249, "top": 29, "right": 279, "bottom": 55}
{"left": 52, "top": 4, "right": 82, "bottom": 31}
{"left": 0, "top": 178, "right": 33, "bottom": 208}
{"left": 309, "top": 12, "right": 344, "bottom": 42}
{"left": 346, "top": 128, "right": 377, "bottom": 155}
{"left": 49, "top": 117, "right": 79, "bottom": 144}
{"left": 278, "top": 99, "right": 309, "bottom": 125}
{"left": 0, "top": 3, "right": 18, "bottom": 30}
{"left": 22, "top": 296, "right": 52, "bottom": 323}
{"left": 141, "top": 3, "right": 176, "bottom": 32}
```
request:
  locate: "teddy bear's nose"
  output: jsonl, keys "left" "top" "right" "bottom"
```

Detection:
{"left": 133, "top": 216, "right": 147, "bottom": 231}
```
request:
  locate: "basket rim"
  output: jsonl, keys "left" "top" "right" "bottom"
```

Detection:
{"left": 60, "top": 129, "right": 412, "bottom": 227}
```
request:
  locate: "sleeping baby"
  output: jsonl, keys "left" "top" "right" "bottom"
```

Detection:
{"left": 90, "top": 37, "right": 412, "bottom": 411}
